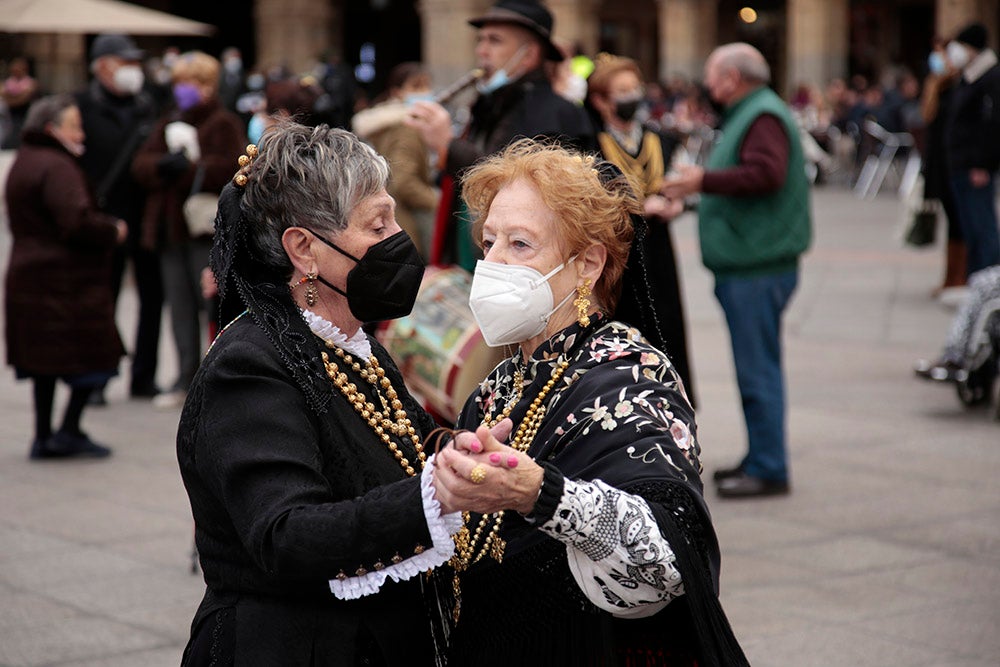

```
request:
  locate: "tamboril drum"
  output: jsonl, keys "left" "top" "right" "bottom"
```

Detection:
{"left": 378, "top": 266, "right": 505, "bottom": 422}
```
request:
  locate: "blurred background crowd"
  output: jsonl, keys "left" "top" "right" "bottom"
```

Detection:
{"left": 0, "top": 0, "right": 997, "bottom": 462}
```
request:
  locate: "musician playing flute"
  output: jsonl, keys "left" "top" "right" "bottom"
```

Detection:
{"left": 406, "top": 0, "right": 594, "bottom": 270}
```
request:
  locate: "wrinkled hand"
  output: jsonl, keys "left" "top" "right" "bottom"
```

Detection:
{"left": 643, "top": 194, "right": 685, "bottom": 221}
{"left": 659, "top": 164, "right": 704, "bottom": 200}
{"left": 433, "top": 418, "right": 544, "bottom": 516}
{"left": 970, "top": 168, "right": 991, "bottom": 188}
{"left": 155, "top": 151, "right": 190, "bottom": 182}
{"left": 404, "top": 100, "right": 454, "bottom": 155}
{"left": 201, "top": 266, "right": 218, "bottom": 300}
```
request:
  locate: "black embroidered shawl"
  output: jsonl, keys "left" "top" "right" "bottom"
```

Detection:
{"left": 449, "top": 316, "right": 747, "bottom": 667}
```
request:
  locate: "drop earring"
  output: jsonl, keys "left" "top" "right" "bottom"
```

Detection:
{"left": 305, "top": 272, "right": 319, "bottom": 307}
{"left": 574, "top": 279, "right": 592, "bottom": 327}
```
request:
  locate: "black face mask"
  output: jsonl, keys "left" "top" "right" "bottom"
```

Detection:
{"left": 312, "top": 230, "right": 425, "bottom": 323}
{"left": 614, "top": 98, "right": 641, "bottom": 123}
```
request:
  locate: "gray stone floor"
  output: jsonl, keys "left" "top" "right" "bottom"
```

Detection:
{"left": 1, "top": 180, "right": 997, "bottom": 665}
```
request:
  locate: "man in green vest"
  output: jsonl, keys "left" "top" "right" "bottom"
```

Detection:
{"left": 662, "top": 43, "right": 812, "bottom": 498}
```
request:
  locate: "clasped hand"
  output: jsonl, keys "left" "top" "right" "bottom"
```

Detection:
{"left": 432, "top": 418, "right": 544, "bottom": 516}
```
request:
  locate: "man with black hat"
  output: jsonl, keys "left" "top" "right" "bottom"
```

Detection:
{"left": 944, "top": 22, "right": 1000, "bottom": 277}
{"left": 406, "top": 0, "right": 594, "bottom": 269}
{"left": 76, "top": 34, "right": 163, "bottom": 402}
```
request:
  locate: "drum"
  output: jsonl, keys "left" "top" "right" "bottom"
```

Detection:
{"left": 378, "top": 266, "right": 505, "bottom": 421}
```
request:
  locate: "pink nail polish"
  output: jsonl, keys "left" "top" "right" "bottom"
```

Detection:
{"left": 507, "top": 456, "right": 519, "bottom": 468}
{"left": 470, "top": 440, "right": 482, "bottom": 453}
{"left": 489, "top": 453, "right": 502, "bottom": 465}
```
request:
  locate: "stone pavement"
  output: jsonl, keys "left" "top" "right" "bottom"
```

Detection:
{"left": 0, "top": 181, "right": 998, "bottom": 666}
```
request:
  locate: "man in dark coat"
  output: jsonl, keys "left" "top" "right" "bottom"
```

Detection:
{"left": 76, "top": 33, "right": 163, "bottom": 401}
{"left": 406, "top": 0, "right": 595, "bottom": 269}
{"left": 944, "top": 22, "right": 1000, "bottom": 276}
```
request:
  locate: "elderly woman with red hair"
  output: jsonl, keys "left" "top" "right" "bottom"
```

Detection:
{"left": 429, "top": 140, "right": 746, "bottom": 666}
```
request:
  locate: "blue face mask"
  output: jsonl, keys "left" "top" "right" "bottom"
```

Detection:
{"left": 477, "top": 69, "right": 510, "bottom": 95}
{"left": 247, "top": 114, "right": 266, "bottom": 145}
{"left": 477, "top": 44, "right": 528, "bottom": 95}
{"left": 404, "top": 92, "right": 435, "bottom": 106}
{"left": 928, "top": 51, "right": 946, "bottom": 75}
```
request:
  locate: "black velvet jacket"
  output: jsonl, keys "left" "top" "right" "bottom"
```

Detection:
{"left": 177, "top": 303, "right": 440, "bottom": 665}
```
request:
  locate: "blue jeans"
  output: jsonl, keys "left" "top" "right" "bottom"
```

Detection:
{"left": 714, "top": 270, "right": 798, "bottom": 482}
{"left": 950, "top": 171, "right": 1000, "bottom": 276}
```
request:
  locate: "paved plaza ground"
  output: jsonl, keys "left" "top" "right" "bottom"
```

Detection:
{"left": 0, "top": 178, "right": 998, "bottom": 665}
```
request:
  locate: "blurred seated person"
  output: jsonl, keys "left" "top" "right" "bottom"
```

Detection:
{"left": 915, "top": 265, "right": 1000, "bottom": 385}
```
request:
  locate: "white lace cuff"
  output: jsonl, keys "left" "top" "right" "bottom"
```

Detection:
{"left": 541, "top": 478, "right": 683, "bottom": 618}
{"left": 328, "top": 454, "right": 462, "bottom": 600}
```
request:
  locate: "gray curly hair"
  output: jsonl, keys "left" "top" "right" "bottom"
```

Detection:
{"left": 240, "top": 121, "right": 390, "bottom": 274}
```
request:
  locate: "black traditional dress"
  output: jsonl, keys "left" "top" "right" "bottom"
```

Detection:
{"left": 177, "top": 184, "right": 455, "bottom": 666}
{"left": 447, "top": 316, "right": 745, "bottom": 667}
{"left": 597, "top": 126, "right": 696, "bottom": 406}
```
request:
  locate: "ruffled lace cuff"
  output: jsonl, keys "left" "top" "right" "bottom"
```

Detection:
{"left": 328, "top": 454, "right": 463, "bottom": 600}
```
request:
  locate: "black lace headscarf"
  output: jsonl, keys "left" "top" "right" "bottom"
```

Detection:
{"left": 592, "top": 159, "right": 671, "bottom": 352}
{"left": 210, "top": 123, "right": 391, "bottom": 415}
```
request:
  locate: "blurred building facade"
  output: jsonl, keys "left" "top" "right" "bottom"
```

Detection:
{"left": 2, "top": 0, "right": 998, "bottom": 99}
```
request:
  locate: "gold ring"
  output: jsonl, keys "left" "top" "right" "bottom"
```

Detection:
{"left": 469, "top": 464, "right": 487, "bottom": 484}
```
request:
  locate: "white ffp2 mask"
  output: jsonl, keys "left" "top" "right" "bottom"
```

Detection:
{"left": 947, "top": 41, "right": 971, "bottom": 69}
{"left": 469, "top": 258, "right": 576, "bottom": 348}
{"left": 113, "top": 65, "right": 145, "bottom": 96}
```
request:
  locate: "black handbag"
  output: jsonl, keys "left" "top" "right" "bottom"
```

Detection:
{"left": 905, "top": 202, "right": 938, "bottom": 247}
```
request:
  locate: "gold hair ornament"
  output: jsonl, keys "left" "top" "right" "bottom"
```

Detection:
{"left": 233, "top": 143, "right": 258, "bottom": 187}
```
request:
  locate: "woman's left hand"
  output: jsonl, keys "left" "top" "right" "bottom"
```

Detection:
{"left": 433, "top": 419, "right": 544, "bottom": 516}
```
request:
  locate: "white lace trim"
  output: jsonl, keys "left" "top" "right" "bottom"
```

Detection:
{"left": 302, "top": 308, "right": 372, "bottom": 359}
{"left": 328, "top": 454, "right": 462, "bottom": 600}
{"left": 542, "top": 478, "right": 683, "bottom": 618}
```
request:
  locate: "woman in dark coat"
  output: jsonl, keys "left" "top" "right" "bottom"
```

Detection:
{"left": 586, "top": 54, "right": 695, "bottom": 407}
{"left": 177, "top": 123, "right": 452, "bottom": 665}
{"left": 131, "top": 50, "right": 245, "bottom": 408}
{"left": 4, "top": 94, "right": 127, "bottom": 459}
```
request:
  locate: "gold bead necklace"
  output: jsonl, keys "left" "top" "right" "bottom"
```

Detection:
{"left": 449, "top": 357, "right": 570, "bottom": 622}
{"left": 320, "top": 343, "right": 425, "bottom": 477}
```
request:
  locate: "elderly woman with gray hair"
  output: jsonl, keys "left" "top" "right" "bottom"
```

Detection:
{"left": 176, "top": 122, "right": 453, "bottom": 665}
{"left": 4, "top": 94, "right": 127, "bottom": 460}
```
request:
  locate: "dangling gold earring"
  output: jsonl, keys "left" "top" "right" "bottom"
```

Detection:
{"left": 305, "top": 272, "right": 318, "bottom": 307}
{"left": 574, "top": 279, "right": 592, "bottom": 327}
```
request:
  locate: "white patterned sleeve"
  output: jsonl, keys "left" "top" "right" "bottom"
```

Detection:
{"left": 538, "top": 478, "right": 684, "bottom": 618}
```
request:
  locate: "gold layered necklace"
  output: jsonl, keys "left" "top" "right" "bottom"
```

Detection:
{"left": 320, "top": 344, "right": 425, "bottom": 476}
{"left": 449, "top": 357, "right": 570, "bottom": 621}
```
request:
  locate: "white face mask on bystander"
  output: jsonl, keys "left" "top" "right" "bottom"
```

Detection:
{"left": 946, "top": 41, "right": 971, "bottom": 69}
{"left": 112, "top": 65, "right": 145, "bottom": 96}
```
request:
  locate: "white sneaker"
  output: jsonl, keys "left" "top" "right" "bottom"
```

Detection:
{"left": 152, "top": 390, "right": 187, "bottom": 410}
{"left": 938, "top": 286, "right": 968, "bottom": 310}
